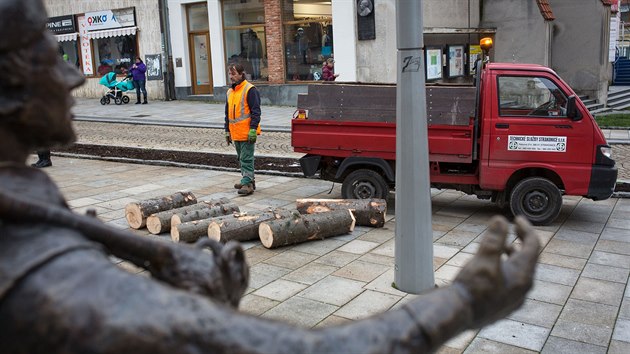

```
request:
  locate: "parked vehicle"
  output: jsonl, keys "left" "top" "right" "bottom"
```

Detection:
{"left": 291, "top": 59, "right": 617, "bottom": 225}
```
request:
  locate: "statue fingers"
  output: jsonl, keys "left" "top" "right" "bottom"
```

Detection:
{"left": 507, "top": 216, "right": 540, "bottom": 272}
{"left": 501, "top": 216, "right": 540, "bottom": 292}
{"left": 476, "top": 215, "right": 510, "bottom": 258}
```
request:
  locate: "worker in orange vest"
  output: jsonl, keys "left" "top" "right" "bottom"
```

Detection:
{"left": 224, "top": 64, "right": 261, "bottom": 195}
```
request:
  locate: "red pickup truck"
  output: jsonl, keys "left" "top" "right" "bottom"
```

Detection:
{"left": 291, "top": 62, "right": 618, "bottom": 225}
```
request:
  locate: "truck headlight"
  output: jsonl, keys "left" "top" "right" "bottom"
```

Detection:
{"left": 596, "top": 145, "right": 615, "bottom": 166}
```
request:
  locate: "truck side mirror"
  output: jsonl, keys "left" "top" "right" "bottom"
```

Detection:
{"left": 566, "top": 95, "right": 582, "bottom": 121}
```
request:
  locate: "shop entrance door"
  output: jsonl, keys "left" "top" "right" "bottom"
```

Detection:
{"left": 189, "top": 33, "right": 212, "bottom": 94}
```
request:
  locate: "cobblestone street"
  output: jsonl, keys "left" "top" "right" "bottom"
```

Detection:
{"left": 72, "top": 120, "right": 630, "bottom": 181}
{"left": 614, "top": 144, "right": 630, "bottom": 181}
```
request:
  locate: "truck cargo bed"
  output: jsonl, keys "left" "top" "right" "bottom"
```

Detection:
{"left": 292, "top": 84, "right": 476, "bottom": 163}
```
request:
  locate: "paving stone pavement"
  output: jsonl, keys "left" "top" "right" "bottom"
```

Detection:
{"left": 34, "top": 155, "right": 630, "bottom": 353}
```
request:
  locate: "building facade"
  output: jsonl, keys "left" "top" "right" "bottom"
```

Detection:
{"left": 43, "top": 0, "right": 168, "bottom": 100}
{"left": 43, "top": 0, "right": 615, "bottom": 106}
{"left": 168, "top": 0, "right": 491, "bottom": 105}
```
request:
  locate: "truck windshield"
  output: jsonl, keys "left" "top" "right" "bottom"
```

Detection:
{"left": 497, "top": 76, "right": 568, "bottom": 118}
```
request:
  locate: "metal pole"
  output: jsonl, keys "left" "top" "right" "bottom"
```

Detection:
{"left": 159, "top": 0, "right": 175, "bottom": 100}
{"left": 394, "top": 0, "right": 434, "bottom": 293}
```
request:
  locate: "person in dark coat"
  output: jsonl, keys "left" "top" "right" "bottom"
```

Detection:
{"left": 130, "top": 56, "right": 148, "bottom": 104}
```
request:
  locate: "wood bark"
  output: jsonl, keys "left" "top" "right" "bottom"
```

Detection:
{"left": 171, "top": 212, "right": 238, "bottom": 243}
{"left": 145, "top": 198, "right": 232, "bottom": 235}
{"left": 259, "top": 210, "right": 355, "bottom": 249}
{"left": 208, "top": 209, "right": 297, "bottom": 243}
{"left": 170, "top": 203, "right": 240, "bottom": 228}
{"left": 124, "top": 191, "right": 197, "bottom": 229}
{"left": 296, "top": 198, "right": 387, "bottom": 228}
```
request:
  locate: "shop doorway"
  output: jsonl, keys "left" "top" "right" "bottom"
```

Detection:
{"left": 189, "top": 33, "right": 212, "bottom": 94}
{"left": 187, "top": 3, "right": 212, "bottom": 94}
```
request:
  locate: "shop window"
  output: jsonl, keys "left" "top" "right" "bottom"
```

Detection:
{"left": 282, "top": 0, "right": 332, "bottom": 81}
{"left": 223, "top": 0, "right": 267, "bottom": 81}
{"left": 188, "top": 3, "right": 209, "bottom": 31}
{"left": 58, "top": 41, "right": 80, "bottom": 68}
{"left": 93, "top": 35, "right": 137, "bottom": 76}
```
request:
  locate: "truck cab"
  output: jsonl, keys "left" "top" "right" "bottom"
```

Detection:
{"left": 479, "top": 63, "right": 617, "bottom": 223}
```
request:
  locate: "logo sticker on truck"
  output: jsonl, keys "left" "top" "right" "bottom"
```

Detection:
{"left": 507, "top": 135, "right": 567, "bottom": 152}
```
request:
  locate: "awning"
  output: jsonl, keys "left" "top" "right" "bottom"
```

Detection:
{"left": 84, "top": 26, "right": 137, "bottom": 40}
{"left": 55, "top": 32, "right": 78, "bottom": 42}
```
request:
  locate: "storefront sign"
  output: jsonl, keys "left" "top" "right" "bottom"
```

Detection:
{"left": 77, "top": 15, "right": 94, "bottom": 76}
{"left": 46, "top": 15, "right": 75, "bottom": 34}
{"left": 85, "top": 8, "right": 135, "bottom": 31}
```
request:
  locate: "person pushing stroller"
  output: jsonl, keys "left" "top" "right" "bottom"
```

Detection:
{"left": 130, "top": 57, "right": 148, "bottom": 104}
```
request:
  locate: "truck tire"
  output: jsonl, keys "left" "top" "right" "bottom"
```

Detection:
{"left": 509, "top": 177, "right": 562, "bottom": 226}
{"left": 342, "top": 169, "right": 389, "bottom": 200}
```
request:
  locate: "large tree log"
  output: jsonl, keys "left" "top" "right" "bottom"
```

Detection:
{"left": 170, "top": 203, "right": 241, "bottom": 229}
{"left": 146, "top": 198, "right": 232, "bottom": 235}
{"left": 296, "top": 198, "right": 387, "bottom": 228}
{"left": 171, "top": 211, "right": 238, "bottom": 243}
{"left": 259, "top": 210, "right": 355, "bottom": 249}
{"left": 208, "top": 209, "right": 297, "bottom": 243}
{"left": 125, "top": 191, "right": 197, "bottom": 229}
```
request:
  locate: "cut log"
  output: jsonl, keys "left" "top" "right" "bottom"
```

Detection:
{"left": 170, "top": 203, "right": 241, "bottom": 228}
{"left": 208, "top": 209, "right": 297, "bottom": 243}
{"left": 145, "top": 198, "right": 232, "bottom": 235}
{"left": 124, "top": 191, "right": 197, "bottom": 229}
{"left": 296, "top": 198, "right": 387, "bottom": 228}
{"left": 259, "top": 210, "right": 355, "bottom": 249}
{"left": 171, "top": 212, "right": 239, "bottom": 243}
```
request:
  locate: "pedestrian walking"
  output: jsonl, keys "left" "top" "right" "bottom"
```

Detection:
{"left": 224, "top": 63, "right": 261, "bottom": 196}
{"left": 130, "top": 57, "right": 148, "bottom": 104}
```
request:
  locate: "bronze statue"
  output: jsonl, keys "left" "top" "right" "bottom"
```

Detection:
{"left": 0, "top": 0, "right": 541, "bottom": 353}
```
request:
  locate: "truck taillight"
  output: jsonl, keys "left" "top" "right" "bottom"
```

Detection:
{"left": 600, "top": 146, "right": 612, "bottom": 158}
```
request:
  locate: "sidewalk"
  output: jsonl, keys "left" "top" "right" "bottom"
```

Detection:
{"left": 72, "top": 97, "right": 296, "bottom": 132}
{"left": 35, "top": 155, "right": 630, "bottom": 353}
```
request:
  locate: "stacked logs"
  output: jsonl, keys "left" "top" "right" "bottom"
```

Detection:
{"left": 125, "top": 193, "right": 387, "bottom": 250}
{"left": 125, "top": 191, "right": 198, "bottom": 229}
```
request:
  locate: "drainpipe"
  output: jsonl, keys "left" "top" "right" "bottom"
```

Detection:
{"left": 394, "top": 0, "right": 434, "bottom": 293}
{"left": 159, "top": 0, "right": 176, "bottom": 100}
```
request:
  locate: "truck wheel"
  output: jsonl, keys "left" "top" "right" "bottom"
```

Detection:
{"left": 509, "top": 177, "right": 562, "bottom": 225}
{"left": 342, "top": 169, "right": 389, "bottom": 199}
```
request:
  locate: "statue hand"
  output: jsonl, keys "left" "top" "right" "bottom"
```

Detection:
{"left": 149, "top": 239, "right": 249, "bottom": 308}
{"left": 453, "top": 215, "right": 540, "bottom": 328}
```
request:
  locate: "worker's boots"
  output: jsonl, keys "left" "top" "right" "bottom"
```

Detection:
{"left": 237, "top": 183, "right": 255, "bottom": 196}
{"left": 234, "top": 180, "right": 256, "bottom": 190}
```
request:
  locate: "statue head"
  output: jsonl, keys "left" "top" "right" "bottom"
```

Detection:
{"left": 0, "top": 0, "right": 85, "bottom": 158}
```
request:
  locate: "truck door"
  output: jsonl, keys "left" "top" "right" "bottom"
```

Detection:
{"left": 486, "top": 73, "right": 593, "bottom": 188}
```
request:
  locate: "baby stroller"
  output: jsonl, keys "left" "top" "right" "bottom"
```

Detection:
{"left": 99, "top": 71, "right": 134, "bottom": 105}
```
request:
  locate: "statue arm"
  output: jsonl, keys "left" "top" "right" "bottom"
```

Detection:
{"left": 0, "top": 211, "right": 537, "bottom": 354}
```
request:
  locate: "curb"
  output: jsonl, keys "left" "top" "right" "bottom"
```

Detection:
{"left": 73, "top": 116, "right": 291, "bottom": 133}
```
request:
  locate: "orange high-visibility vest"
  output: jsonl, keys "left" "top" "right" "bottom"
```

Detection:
{"left": 227, "top": 80, "right": 261, "bottom": 141}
